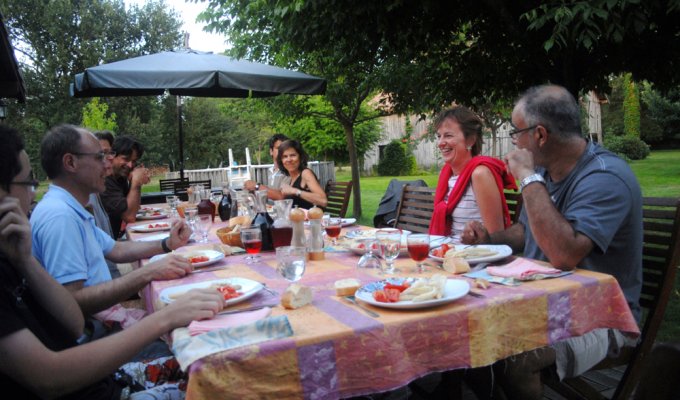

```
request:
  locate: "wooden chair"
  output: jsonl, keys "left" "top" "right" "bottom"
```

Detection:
{"left": 173, "top": 179, "right": 211, "bottom": 201}
{"left": 504, "top": 190, "right": 524, "bottom": 224}
{"left": 159, "top": 177, "right": 188, "bottom": 192}
{"left": 393, "top": 185, "right": 436, "bottom": 234}
{"left": 324, "top": 180, "right": 352, "bottom": 218}
{"left": 547, "top": 196, "right": 680, "bottom": 400}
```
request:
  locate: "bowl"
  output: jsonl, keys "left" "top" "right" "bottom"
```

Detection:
{"left": 216, "top": 227, "right": 243, "bottom": 247}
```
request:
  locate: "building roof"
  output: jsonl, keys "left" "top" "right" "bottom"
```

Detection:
{"left": 0, "top": 12, "right": 26, "bottom": 102}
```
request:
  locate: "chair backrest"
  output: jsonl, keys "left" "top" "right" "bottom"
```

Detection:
{"left": 613, "top": 196, "right": 680, "bottom": 399}
{"left": 159, "top": 177, "right": 188, "bottom": 192}
{"left": 504, "top": 190, "right": 524, "bottom": 224}
{"left": 394, "top": 185, "right": 436, "bottom": 234}
{"left": 325, "top": 180, "right": 352, "bottom": 218}
{"left": 173, "top": 180, "right": 212, "bottom": 201}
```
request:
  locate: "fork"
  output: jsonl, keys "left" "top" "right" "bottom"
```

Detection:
{"left": 344, "top": 295, "right": 380, "bottom": 318}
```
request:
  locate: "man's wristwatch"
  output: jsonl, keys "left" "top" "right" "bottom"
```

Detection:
{"left": 520, "top": 173, "right": 546, "bottom": 192}
{"left": 296, "top": 189, "right": 302, "bottom": 197}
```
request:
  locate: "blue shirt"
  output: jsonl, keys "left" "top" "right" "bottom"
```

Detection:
{"left": 31, "top": 184, "right": 116, "bottom": 287}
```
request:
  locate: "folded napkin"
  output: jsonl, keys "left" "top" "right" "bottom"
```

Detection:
{"left": 171, "top": 314, "right": 293, "bottom": 371}
{"left": 486, "top": 258, "right": 566, "bottom": 280}
{"left": 94, "top": 303, "right": 146, "bottom": 329}
{"left": 188, "top": 307, "right": 271, "bottom": 336}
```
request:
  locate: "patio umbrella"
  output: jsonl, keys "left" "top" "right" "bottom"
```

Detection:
{"left": 1, "top": 12, "right": 27, "bottom": 103}
{"left": 70, "top": 49, "right": 326, "bottom": 177}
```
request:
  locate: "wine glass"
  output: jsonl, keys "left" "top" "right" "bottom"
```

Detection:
{"left": 323, "top": 217, "right": 342, "bottom": 246}
{"left": 195, "top": 214, "right": 212, "bottom": 243}
{"left": 407, "top": 233, "right": 430, "bottom": 273}
{"left": 166, "top": 195, "right": 179, "bottom": 217}
{"left": 276, "top": 246, "right": 307, "bottom": 282}
{"left": 241, "top": 227, "right": 262, "bottom": 263}
{"left": 185, "top": 207, "right": 198, "bottom": 238}
{"left": 357, "top": 239, "right": 383, "bottom": 271}
{"left": 376, "top": 228, "right": 402, "bottom": 274}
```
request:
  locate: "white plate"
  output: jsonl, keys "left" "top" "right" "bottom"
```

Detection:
{"left": 150, "top": 249, "right": 225, "bottom": 269}
{"left": 345, "top": 229, "right": 412, "bottom": 239}
{"left": 130, "top": 222, "right": 172, "bottom": 233}
{"left": 428, "top": 244, "right": 513, "bottom": 264}
{"left": 347, "top": 240, "right": 409, "bottom": 256}
{"left": 135, "top": 232, "right": 170, "bottom": 242}
{"left": 355, "top": 278, "right": 470, "bottom": 309}
{"left": 159, "top": 277, "right": 263, "bottom": 305}
{"left": 136, "top": 210, "right": 168, "bottom": 220}
{"left": 340, "top": 218, "right": 357, "bottom": 227}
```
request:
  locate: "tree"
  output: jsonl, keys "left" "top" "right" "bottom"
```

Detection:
{"left": 623, "top": 73, "right": 641, "bottom": 138}
{"left": 81, "top": 98, "right": 117, "bottom": 132}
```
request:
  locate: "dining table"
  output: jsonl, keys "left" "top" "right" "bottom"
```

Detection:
{"left": 127, "top": 205, "right": 640, "bottom": 400}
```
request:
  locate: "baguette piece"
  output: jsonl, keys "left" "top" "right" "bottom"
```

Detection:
{"left": 442, "top": 251, "right": 470, "bottom": 274}
{"left": 334, "top": 278, "right": 361, "bottom": 297}
{"left": 228, "top": 215, "right": 251, "bottom": 228}
{"left": 281, "top": 283, "right": 313, "bottom": 309}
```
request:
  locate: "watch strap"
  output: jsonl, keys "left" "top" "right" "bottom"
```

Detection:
{"left": 520, "top": 173, "right": 546, "bottom": 192}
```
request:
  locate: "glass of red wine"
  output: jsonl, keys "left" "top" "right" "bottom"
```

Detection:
{"left": 407, "top": 233, "right": 430, "bottom": 273}
{"left": 323, "top": 217, "right": 342, "bottom": 246}
{"left": 241, "top": 227, "right": 262, "bottom": 263}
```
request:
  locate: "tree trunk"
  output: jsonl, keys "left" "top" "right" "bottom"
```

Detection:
{"left": 341, "top": 120, "right": 362, "bottom": 218}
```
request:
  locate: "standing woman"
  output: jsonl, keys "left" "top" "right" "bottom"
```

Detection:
{"left": 278, "top": 140, "right": 328, "bottom": 209}
{"left": 429, "top": 106, "right": 517, "bottom": 241}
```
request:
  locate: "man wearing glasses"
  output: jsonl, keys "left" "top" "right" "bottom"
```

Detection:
{"left": 30, "top": 124, "right": 193, "bottom": 352}
{"left": 100, "top": 135, "right": 151, "bottom": 239}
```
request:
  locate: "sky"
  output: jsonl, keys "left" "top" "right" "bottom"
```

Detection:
{"left": 125, "top": 0, "right": 229, "bottom": 54}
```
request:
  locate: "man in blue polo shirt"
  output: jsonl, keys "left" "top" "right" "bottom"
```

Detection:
{"left": 31, "top": 124, "right": 193, "bottom": 317}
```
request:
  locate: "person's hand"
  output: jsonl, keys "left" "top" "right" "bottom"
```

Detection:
{"left": 280, "top": 183, "right": 294, "bottom": 197}
{"left": 0, "top": 196, "right": 32, "bottom": 267}
{"left": 145, "top": 253, "right": 192, "bottom": 281}
{"left": 503, "top": 149, "right": 536, "bottom": 182}
{"left": 161, "top": 288, "right": 225, "bottom": 328}
{"left": 166, "top": 219, "right": 191, "bottom": 249}
{"left": 243, "top": 180, "right": 257, "bottom": 191}
{"left": 130, "top": 166, "right": 151, "bottom": 188}
{"left": 461, "top": 221, "right": 490, "bottom": 245}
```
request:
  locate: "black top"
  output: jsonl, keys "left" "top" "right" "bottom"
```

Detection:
{"left": 101, "top": 176, "right": 130, "bottom": 239}
{"left": 289, "top": 170, "right": 316, "bottom": 210}
{"left": 0, "top": 253, "right": 121, "bottom": 399}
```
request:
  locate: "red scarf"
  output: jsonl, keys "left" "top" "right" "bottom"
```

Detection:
{"left": 429, "top": 156, "right": 517, "bottom": 235}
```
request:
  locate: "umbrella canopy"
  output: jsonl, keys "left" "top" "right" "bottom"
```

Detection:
{"left": 71, "top": 49, "right": 326, "bottom": 98}
{"left": 70, "top": 49, "right": 326, "bottom": 178}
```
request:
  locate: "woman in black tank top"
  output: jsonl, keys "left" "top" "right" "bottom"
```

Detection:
{"left": 276, "top": 140, "right": 328, "bottom": 210}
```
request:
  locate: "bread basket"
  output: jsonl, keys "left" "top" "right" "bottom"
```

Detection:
{"left": 216, "top": 227, "right": 243, "bottom": 247}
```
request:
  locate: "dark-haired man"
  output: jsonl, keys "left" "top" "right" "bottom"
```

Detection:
{"left": 101, "top": 135, "right": 150, "bottom": 238}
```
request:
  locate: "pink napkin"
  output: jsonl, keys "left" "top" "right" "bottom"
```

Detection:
{"left": 94, "top": 304, "right": 146, "bottom": 329}
{"left": 487, "top": 258, "right": 563, "bottom": 280}
{"left": 187, "top": 307, "right": 272, "bottom": 336}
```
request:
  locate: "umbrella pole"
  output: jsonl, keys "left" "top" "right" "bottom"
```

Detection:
{"left": 177, "top": 95, "right": 185, "bottom": 180}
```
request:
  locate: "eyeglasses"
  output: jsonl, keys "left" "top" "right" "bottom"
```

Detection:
{"left": 508, "top": 125, "right": 537, "bottom": 140}
{"left": 71, "top": 150, "right": 115, "bottom": 161}
{"left": 11, "top": 179, "right": 40, "bottom": 192}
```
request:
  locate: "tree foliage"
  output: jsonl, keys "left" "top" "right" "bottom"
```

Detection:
{"left": 640, "top": 83, "right": 680, "bottom": 142}
{"left": 81, "top": 98, "right": 117, "bottom": 132}
{"left": 623, "top": 73, "right": 641, "bottom": 138}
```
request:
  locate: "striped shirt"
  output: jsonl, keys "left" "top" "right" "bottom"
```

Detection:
{"left": 444, "top": 175, "right": 481, "bottom": 242}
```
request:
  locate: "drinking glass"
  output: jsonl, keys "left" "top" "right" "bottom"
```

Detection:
{"left": 166, "top": 195, "right": 179, "bottom": 217}
{"left": 185, "top": 207, "right": 198, "bottom": 238}
{"left": 323, "top": 217, "right": 342, "bottom": 246}
{"left": 407, "top": 233, "right": 430, "bottom": 273}
{"left": 210, "top": 191, "right": 221, "bottom": 218}
{"left": 276, "top": 246, "right": 307, "bottom": 282}
{"left": 376, "top": 228, "right": 402, "bottom": 274}
{"left": 196, "top": 214, "right": 212, "bottom": 243}
{"left": 241, "top": 227, "right": 262, "bottom": 263}
{"left": 357, "top": 239, "right": 383, "bottom": 271}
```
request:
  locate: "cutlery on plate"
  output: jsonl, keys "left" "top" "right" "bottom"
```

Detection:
{"left": 467, "top": 290, "right": 486, "bottom": 298}
{"left": 217, "top": 303, "right": 278, "bottom": 315}
{"left": 262, "top": 284, "right": 279, "bottom": 297}
{"left": 344, "top": 295, "right": 380, "bottom": 318}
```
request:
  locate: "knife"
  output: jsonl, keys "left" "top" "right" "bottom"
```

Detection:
{"left": 217, "top": 303, "right": 278, "bottom": 315}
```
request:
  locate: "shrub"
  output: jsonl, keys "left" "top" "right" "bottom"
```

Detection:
{"left": 604, "top": 135, "right": 651, "bottom": 160}
{"left": 378, "top": 140, "right": 411, "bottom": 176}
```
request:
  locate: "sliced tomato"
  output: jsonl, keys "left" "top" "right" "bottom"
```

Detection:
{"left": 217, "top": 285, "right": 242, "bottom": 300}
{"left": 384, "top": 288, "right": 402, "bottom": 303}
{"left": 188, "top": 255, "right": 210, "bottom": 264}
{"left": 384, "top": 281, "right": 410, "bottom": 293}
{"left": 372, "top": 289, "right": 388, "bottom": 303}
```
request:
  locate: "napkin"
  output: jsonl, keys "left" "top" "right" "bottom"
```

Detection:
{"left": 171, "top": 314, "right": 293, "bottom": 371}
{"left": 486, "top": 258, "right": 566, "bottom": 280}
{"left": 188, "top": 307, "right": 271, "bottom": 336}
{"left": 93, "top": 304, "right": 146, "bottom": 329}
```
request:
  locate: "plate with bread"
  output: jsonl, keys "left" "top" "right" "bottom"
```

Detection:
{"left": 159, "top": 277, "right": 263, "bottom": 305}
{"left": 354, "top": 275, "right": 470, "bottom": 310}
{"left": 429, "top": 244, "right": 512, "bottom": 265}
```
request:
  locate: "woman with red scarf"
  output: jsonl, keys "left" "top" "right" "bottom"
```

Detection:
{"left": 429, "top": 107, "right": 517, "bottom": 241}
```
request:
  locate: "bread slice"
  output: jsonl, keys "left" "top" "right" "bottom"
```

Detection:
{"left": 442, "top": 250, "right": 470, "bottom": 274}
{"left": 280, "top": 283, "right": 313, "bottom": 309}
{"left": 334, "top": 278, "right": 361, "bottom": 296}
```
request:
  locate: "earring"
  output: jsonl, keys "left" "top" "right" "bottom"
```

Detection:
{"left": 466, "top": 146, "right": 472, "bottom": 151}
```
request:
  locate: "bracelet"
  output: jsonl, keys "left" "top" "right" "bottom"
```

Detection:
{"left": 296, "top": 189, "right": 302, "bottom": 197}
{"left": 161, "top": 237, "right": 172, "bottom": 253}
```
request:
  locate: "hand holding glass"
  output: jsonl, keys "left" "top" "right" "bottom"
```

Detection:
{"left": 376, "top": 228, "right": 402, "bottom": 274}
{"left": 407, "top": 233, "right": 430, "bottom": 273}
{"left": 196, "top": 214, "right": 212, "bottom": 243}
{"left": 241, "top": 227, "right": 262, "bottom": 263}
{"left": 276, "top": 246, "right": 307, "bottom": 282}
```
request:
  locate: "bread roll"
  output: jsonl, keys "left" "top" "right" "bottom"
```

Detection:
{"left": 442, "top": 251, "right": 470, "bottom": 274}
{"left": 334, "top": 278, "right": 361, "bottom": 296}
{"left": 228, "top": 215, "right": 251, "bottom": 228}
{"left": 280, "top": 283, "right": 313, "bottom": 309}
